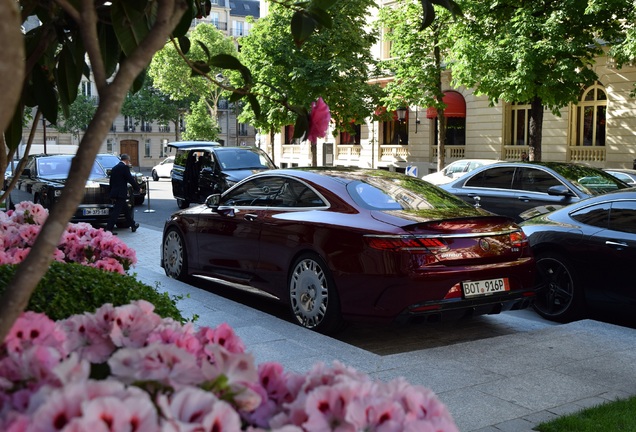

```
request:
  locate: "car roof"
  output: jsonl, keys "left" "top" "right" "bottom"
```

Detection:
{"left": 168, "top": 141, "right": 221, "bottom": 150}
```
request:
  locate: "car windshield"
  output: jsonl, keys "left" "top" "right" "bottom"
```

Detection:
{"left": 216, "top": 149, "right": 275, "bottom": 170}
{"left": 37, "top": 156, "right": 106, "bottom": 179}
{"left": 549, "top": 164, "right": 629, "bottom": 196}
{"left": 96, "top": 154, "right": 121, "bottom": 170}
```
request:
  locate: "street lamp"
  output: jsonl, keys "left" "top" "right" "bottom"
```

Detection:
{"left": 396, "top": 106, "right": 408, "bottom": 123}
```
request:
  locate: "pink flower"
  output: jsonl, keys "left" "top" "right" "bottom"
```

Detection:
{"left": 307, "top": 97, "right": 331, "bottom": 143}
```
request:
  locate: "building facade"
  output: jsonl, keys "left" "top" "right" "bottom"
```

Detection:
{"left": 267, "top": 1, "right": 636, "bottom": 176}
{"left": 19, "top": 0, "right": 261, "bottom": 170}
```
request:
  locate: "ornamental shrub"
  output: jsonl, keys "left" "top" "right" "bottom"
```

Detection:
{"left": 0, "top": 262, "right": 184, "bottom": 322}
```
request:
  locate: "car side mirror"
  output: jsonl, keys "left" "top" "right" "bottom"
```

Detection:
{"left": 205, "top": 193, "right": 221, "bottom": 209}
{"left": 547, "top": 185, "right": 575, "bottom": 197}
{"left": 106, "top": 168, "right": 112, "bottom": 176}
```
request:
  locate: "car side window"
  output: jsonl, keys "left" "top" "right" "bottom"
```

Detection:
{"left": 464, "top": 166, "right": 515, "bottom": 189}
{"left": 278, "top": 179, "right": 325, "bottom": 208}
{"left": 570, "top": 203, "right": 610, "bottom": 228}
{"left": 222, "top": 177, "right": 287, "bottom": 207}
{"left": 609, "top": 201, "right": 636, "bottom": 234}
{"left": 515, "top": 168, "right": 561, "bottom": 193}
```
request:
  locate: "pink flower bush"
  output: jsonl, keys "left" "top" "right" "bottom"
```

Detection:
{"left": 0, "top": 202, "right": 136, "bottom": 274}
{"left": 0, "top": 301, "right": 459, "bottom": 431}
{"left": 307, "top": 97, "right": 331, "bottom": 143}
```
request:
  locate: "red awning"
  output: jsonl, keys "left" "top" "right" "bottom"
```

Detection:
{"left": 426, "top": 91, "right": 466, "bottom": 119}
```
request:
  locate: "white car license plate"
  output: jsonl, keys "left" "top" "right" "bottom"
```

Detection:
{"left": 462, "top": 278, "right": 510, "bottom": 298}
{"left": 83, "top": 208, "right": 109, "bottom": 216}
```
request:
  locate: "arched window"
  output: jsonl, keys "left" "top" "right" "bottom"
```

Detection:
{"left": 574, "top": 83, "right": 607, "bottom": 147}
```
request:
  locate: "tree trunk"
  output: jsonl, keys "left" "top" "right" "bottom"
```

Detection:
{"left": 0, "top": 0, "right": 24, "bottom": 183}
{"left": 528, "top": 96, "right": 544, "bottom": 162}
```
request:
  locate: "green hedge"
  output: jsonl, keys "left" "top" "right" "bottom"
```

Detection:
{"left": 0, "top": 262, "right": 184, "bottom": 322}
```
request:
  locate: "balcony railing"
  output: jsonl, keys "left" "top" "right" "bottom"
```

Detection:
{"left": 432, "top": 145, "right": 466, "bottom": 162}
{"left": 569, "top": 146, "right": 606, "bottom": 163}
{"left": 336, "top": 145, "right": 361, "bottom": 160}
{"left": 380, "top": 145, "right": 409, "bottom": 161}
{"left": 159, "top": 125, "right": 171, "bottom": 133}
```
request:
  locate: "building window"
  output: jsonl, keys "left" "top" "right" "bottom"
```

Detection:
{"left": 210, "top": 12, "right": 219, "bottom": 27}
{"left": 81, "top": 81, "right": 92, "bottom": 97}
{"left": 144, "top": 139, "right": 151, "bottom": 157}
{"left": 339, "top": 124, "right": 361, "bottom": 144}
{"left": 238, "top": 123, "right": 249, "bottom": 136}
{"left": 124, "top": 116, "right": 135, "bottom": 132}
{"left": 161, "top": 139, "right": 168, "bottom": 157}
{"left": 381, "top": 110, "right": 408, "bottom": 145}
{"left": 107, "top": 138, "right": 114, "bottom": 153}
{"left": 427, "top": 91, "right": 467, "bottom": 146}
{"left": 508, "top": 102, "right": 531, "bottom": 146}
{"left": 232, "top": 21, "right": 244, "bottom": 36}
{"left": 573, "top": 82, "right": 607, "bottom": 147}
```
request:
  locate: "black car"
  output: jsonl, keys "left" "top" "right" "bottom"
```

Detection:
{"left": 95, "top": 153, "right": 147, "bottom": 205}
{"left": 169, "top": 141, "right": 276, "bottom": 209}
{"left": 520, "top": 189, "right": 636, "bottom": 323}
{"left": 440, "top": 162, "right": 629, "bottom": 221}
{"left": 5, "top": 154, "right": 134, "bottom": 227}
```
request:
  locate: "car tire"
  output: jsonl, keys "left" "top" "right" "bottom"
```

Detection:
{"left": 152, "top": 171, "right": 159, "bottom": 181}
{"left": 163, "top": 228, "right": 189, "bottom": 281}
{"left": 177, "top": 198, "right": 189, "bottom": 209}
{"left": 288, "top": 253, "right": 343, "bottom": 334}
{"left": 532, "top": 251, "right": 586, "bottom": 323}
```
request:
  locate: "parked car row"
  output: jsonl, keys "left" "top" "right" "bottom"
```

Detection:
{"left": 159, "top": 156, "right": 636, "bottom": 334}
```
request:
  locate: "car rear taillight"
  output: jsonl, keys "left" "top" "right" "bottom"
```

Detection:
{"left": 364, "top": 236, "right": 447, "bottom": 251}
{"left": 509, "top": 230, "right": 529, "bottom": 248}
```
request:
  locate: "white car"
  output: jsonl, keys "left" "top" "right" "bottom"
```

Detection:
{"left": 151, "top": 156, "right": 174, "bottom": 181}
{"left": 422, "top": 159, "right": 502, "bottom": 185}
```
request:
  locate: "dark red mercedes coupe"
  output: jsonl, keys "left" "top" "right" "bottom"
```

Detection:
{"left": 162, "top": 168, "right": 537, "bottom": 334}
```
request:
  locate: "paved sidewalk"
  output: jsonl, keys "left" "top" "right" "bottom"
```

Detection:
{"left": 118, "top": 225, "right": 636, "bottom": 432}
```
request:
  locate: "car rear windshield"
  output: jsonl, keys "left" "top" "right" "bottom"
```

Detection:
{"left": 347, "top": 176, "right": 474, "bottom": 211}
{"left": 550, "top": 164, "right": 630, "bottom": 196}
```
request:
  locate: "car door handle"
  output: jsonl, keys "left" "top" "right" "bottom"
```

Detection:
{"left": 606, "top": 240, "right": 628, "bottom": 249}
{"left": 244, "top": 213, "right": 258, "bottom": 222}
{"left": 517, "top": 195, "right": 531, "bottom": 201}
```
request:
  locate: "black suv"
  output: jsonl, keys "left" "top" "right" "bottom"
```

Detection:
{"left": 169, "top": 141, "right": 276, "bottom": 209}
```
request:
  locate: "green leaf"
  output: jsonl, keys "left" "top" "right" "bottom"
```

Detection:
{"left": 112, "top": 1, "right": 151, "bottom": 57}
{"left": 33, "top": 65, "right": 58, "bottom": 124}
{"left": 291, "top": 10, "right": 317, "bottom": 48}
{"left": 173, "top": 0, "right": 195, "bottom": 38}
{"left": 247, "top": 94, "right": 261, "bottom": 120}
{"left": 196, "top": 40, "right": 212, "bottom": 62}
{"left": 292, "top": 107, "right": 309, "bottom": 140}
{"left": 98, "top": 23, "right": 121, "bottom": 78}
{"left": 56, "top": 42, "right": 84, "bottom": 113}
{"left": 307, "top": 6, "right": 333, "bottom": 29}
{"left": 431, "top": 0, "right": 462, "bottom": 16}
{"left": 4, "top": 105, "right": 24, "bottom": 151}
{"left": 178, "top": 36, "right": 191, "bottom": 55}
{"left": 312, "top": 0, "right": 339, "bottom": 10}
{"left": 132, "top": 69, "right": 147, "bottom": 93}
{"left": 190, "top": 60, "right": 211, "bottom": 76}
{"left": 208, "top": 54, "right": 253, "bottom": 84}
{"left": 419, "top": 0, "right": 436, "bottom": 30}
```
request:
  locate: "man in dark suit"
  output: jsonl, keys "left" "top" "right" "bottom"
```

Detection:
{"left": 105, "top": 154, "right": 140, "bottom": 233}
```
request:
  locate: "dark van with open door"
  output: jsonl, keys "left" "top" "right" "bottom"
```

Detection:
{"left": 169, "top": 141, "right": 276, "bottom": 209}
